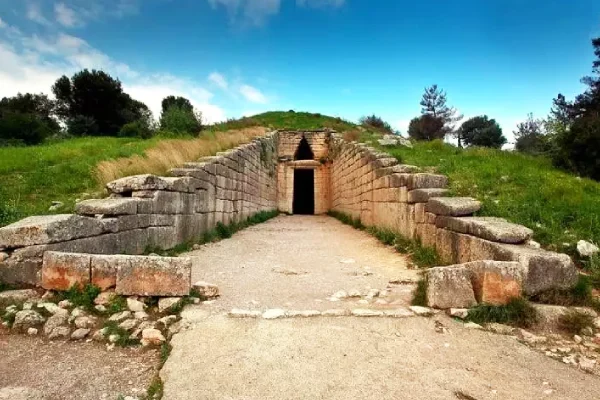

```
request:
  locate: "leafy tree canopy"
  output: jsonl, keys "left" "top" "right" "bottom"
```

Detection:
{"left": 408, "top": 114, "right": 445, "bottom": 141}
{"left": 459, "top": 115, "right": 506, "bottom": 149}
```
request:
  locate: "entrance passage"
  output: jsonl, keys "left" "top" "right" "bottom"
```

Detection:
{"left": 293, "top": 169, "right": 315, "bottom": 215}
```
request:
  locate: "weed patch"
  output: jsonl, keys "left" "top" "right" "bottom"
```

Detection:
{"left": 105, "top": 295, "right": 127, "bottom": 315}
{"left": 466, "top": 298, "right": 539, "bottom": 328}
{"left": 531, "top": 275, "right": 600, "bottom": 312}
{"left": 53, "top": 284, "right": 101, "bottom": 312}
{"left": 143, "top": 375, "right": 164, "bottom": 400}
{"left": 411, "top": 279, "right": 428, "bottom": 306}
{"left": 557, "top": 310, "right": 596, "bottom": 334}
{"left": 102, "top": 321, "right": 140, "bottom": 347}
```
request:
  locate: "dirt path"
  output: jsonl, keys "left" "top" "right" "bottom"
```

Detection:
{"left": 162, "top": 215, "right": 600, "bottom": 400}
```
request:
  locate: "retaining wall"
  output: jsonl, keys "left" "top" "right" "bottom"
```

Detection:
{"left": 329, "top": 135, "right": 578, "bottom": 297}
{"left": 0, "top": 132, "right": 279, "bottom": 287}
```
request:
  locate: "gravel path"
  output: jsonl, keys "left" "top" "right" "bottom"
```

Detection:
{"left": 163, "top": 215, "right": 600, "bottom": 399}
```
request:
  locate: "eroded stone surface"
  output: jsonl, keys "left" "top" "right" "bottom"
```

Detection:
{"left": 426, "top": 266, "right": 477, "bottom": 309}
{"left": 41, "top": 252, "right": 90, "bottom": 291}
{"left": 75, "top": 198, "right": 141, "bottom": 216}
{"left": 426, "top": 197, "right": 481, "bottom": 217}
{"left": 436, "top": 216, "right": 533, "bottom": 244}
{"left": 464, "top": 260, "right": 524, "bottom": 305}
{"left": 115, "top": 256, "right": 191, "bottom": 296}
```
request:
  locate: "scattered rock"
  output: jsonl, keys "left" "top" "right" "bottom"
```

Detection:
{"left": 108, "top": 334, "right": 120, "bottom": 344}
{"left": 347, "top": 289, "right": 362, "bottom": 298}
{"left": 192, "top": 244, "right": 202, "bottom": 250}
{"left": 157, "top": 315, "right": 178, "bottom": 328}
{"left": 486, "top": 323, "right": 516, "bottom": 335}
{"left": 383, "top": 308, "right": 414, "bottom": 318}
{"left": 272, "top": 266, "right": 306, "bottom": 276}
{"left": 409, "top": 306, "right": 434, "bottom": 316}
{"left": 579, "top": 356, "right": 597, "bottom": 373}
{"left": 12, "top": 310, "right": 45, "bottom": 332}
{"left": 581, "top": 326, "right": 594, "bottom": 337}
{"left": 48, "top": 201, "right": 64, "bottom": 211}
{"left": 0, "top": 252, "right": 7, "bottom": 262}
{"left": 94, "top": 291, "right": 115, "bottom": 306}
{"left": 71, "top": 328, "right": 90, "bottom": 340}
{"left": 141, "top": 328, "right": 165, "bottom": 346}
{"left": 27, "top": 328, "right": 38, "bottom": 336}
{"left": 38, "top": 302, "right": 61, "bottom": 315}
{"left": 228, "top": 309, "right": 262, "bottom": 318}
{"left": 192, "top": 281, "right": 219, "bottom": 298}
{"left": 95, "top": 305, "right": 107, "bottom": 313}
{"left": 134, "top": 311, "right": 149, "bottom": 320}
{"left": 448, "top": 308, "right": 469, "bottom": 319}
{"left": 70, "top": 307, "right": 86, "bottom": 318}
{"left": 118, "top": 319, "right": 139, "bottom": 332}
{"left": 331, "top": 290, "right": 348, "bottom": 300}
{"left": 518, "top": 329, "right": 548, "bottom": 344}
{"left": 108, "top": 311, "right": 132, "bottom": 322}
{"left": 574, "top": 335, "right": 583, "bottom": 344}
{"left": 158, "top": 297, "right": 182, "bottom": 313}
{"left": 74, "top": 316, "right": 96, "bottom": 329}
{"left": 262, "top": 309, "right": 286, "bottom": 319}
{"left": 286, "top": 310, "right": 321, "bottom": 317}
{"left": 526, "top": 240, "right": 541, "bottom": 249}
{"left": 48, "top": 326, "right": 70, "bottom": 340}
{"left": 577, "top": 240, "right": 599, "bottom": 258}
{"left": 463, "top": 322, "right": 483, "bottom": 330}
{"left": 43, "top": 309, "right": 69, "bottom": 335}
{"left": 92, "top": 329, "right": 105, "bottom": 342}
{"left": 321, "top": 309, "right": 349, "bottom": 317}
{"left": 57, "top": 300, "right": 72, "bottom": 309}
{"left": 351, "top": 309, "right": 383, "bottom": 317}
{"left": 127, "top": 298, "right": 146, "bottom": 312}
{"left": 365, "top": 289, "right": 380, "bottom": 299}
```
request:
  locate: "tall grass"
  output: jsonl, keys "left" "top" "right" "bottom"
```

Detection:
{"left": 95, "top": 127, "right": 267, "bottom": 185}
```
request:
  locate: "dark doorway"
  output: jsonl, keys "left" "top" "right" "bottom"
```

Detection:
{"left": 294, "top": 136, "right": 314, "bottom": 160}
{"left": 293, "top": 169, "right": 315, "bottom": 215}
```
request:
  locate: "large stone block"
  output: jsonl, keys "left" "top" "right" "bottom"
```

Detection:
{"left": 436, "top": 216, "right": 533, "bottom": 244}
{"left": 42, "top": 251, "right": 91, "bottom": 290}
{"left": 426, "top": 197, "right": 481, "bottom": 216}
{"left": 407, "top": 173, "right": 448, "bottom": 190}
{"left": 106, "top": 174, "right": 169, "bottom": 194}
{"left": 407, "top": 188, "right": 449, "bottom": 204}
{"left": 0, "top": 258, "right": 42, "bottom": 286}
{"left": 0, "top": 214, "right": 107, "bottom": 248}
{"left": 115, "top": 256, "right": 192, "bottom": 296}
{"left": 76, "top": 198, "right": 141, "bottom": 216}
{"left": 426, "top": 266, "right": 477, "bottom": 309}
{"left": 463, "top": 260, "right": 525, "bottom": 305}
{"left": 90, "top": 254, "right": 128, "bottom": 291}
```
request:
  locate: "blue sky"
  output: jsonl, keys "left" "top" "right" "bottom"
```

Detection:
{"left": 1, "top": 0, "right": 599, "bottom": 142}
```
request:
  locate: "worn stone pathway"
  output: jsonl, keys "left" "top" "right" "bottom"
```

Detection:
{"left": 161, "top": 215, "right": 600, "bottom": 400}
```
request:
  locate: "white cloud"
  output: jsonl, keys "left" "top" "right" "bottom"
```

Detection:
{"left": 208, "top": 0, "right": 280, "bottom": 27}
{"left": 208, "top": 72, "right": 228, "bottom": 90}
{"left": 0, "top": 17, "right": 5, "bottom": 29}
{"left": 26, "top": 2, "right": 52, "bottom": 26}
{"left": 239, "top": 84, "right": 268, "bottom": 103}
{"left": 0, "top": 28, "right": 227, "bottom": 124}
{"left": 55, "top": 3, "right": 79, "bottom": 28}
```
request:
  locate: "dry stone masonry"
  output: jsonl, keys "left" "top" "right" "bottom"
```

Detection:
{"left": 0, "top": 130, "right": 578, "bottom": 304}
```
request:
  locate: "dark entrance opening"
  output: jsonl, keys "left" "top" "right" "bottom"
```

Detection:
{"left": 293, "top": 169, "right": 315, "bottom": 215}
{"left": 294, "top": 136, "right": 314, "bottom": 160}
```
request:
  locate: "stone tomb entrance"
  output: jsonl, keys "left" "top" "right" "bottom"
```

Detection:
{"left": 277, "top": 131, "right": 331, "bottom": 215}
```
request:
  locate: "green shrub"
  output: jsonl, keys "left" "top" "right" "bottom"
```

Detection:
{"left": 215, "top": 222, "right": 232, "bottom": 239}
{"left": 466, "top": 298, "right": 539, "bottom": 328}
{"left": 67, "top": 115, "right": 100, "bottom": 137}
{"left": 553, "top": 116, "right": 600, "bottom": 180}
{"left": 119, "top": 120, "right": 154, "bottom": 139}
{"left": 0, "top": 112, "right": 54, "bottom": 145}
{"left": 159, "top": 105, "right": 202, "bottom": 135}
{"left": 531, "top": 275, "right": 600, "bottom": 311}
{"left": 54, "top": 284, "right": 101, "bottom": 311}
{"left": 0, "top": 200, "right": 21, "bottom": 226}
{"left": 360, "top": 115, "right": 394, "bottom": 134}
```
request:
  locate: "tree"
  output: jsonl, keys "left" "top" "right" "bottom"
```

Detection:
{"left": 0, "top": 93, "right": 60, "bottom": 145}
{"left": 419, "top": 84, "right": 462, "bottom": 143}
{"left": 407, "top": 114, "right": 445, "bottom": 141}
{"left": 459, "top": 116, "right": 506, "bottom": 149}
{"left": 359, "top": 115, "right": 394, "bottom": 134}
{"left": 52, "top": 69, "right": 150, "bottom": 136}
{"left": 161, "top": 96, "right": 194, "bottom": 114}
{"left": 159, "top": 102, "right": 202, "bottom": 134}
{"left": 514, "top": 114, "right": 549, "bottom": 154}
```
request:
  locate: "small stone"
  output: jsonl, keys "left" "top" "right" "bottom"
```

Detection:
{"left": 321, "top": 309, "right": 349, "bottom": 317}
{"left": 0, "top": 289, "right": 40, "bottom": 306}
{"left": 262, "top": 309, "right": 286, "bottom": 319}
{"left": 374, "top": 299, "right": 388, "bottom": 305}
{"left": 192, "top": 281, "right": 219, "bottom": 298}
{"left": 581, "top": 327, "right": 594, "bottom": 337}
{"left": 92, "top": 330, "right": 105, "bottom": 342}
{"left": 594, "top": 317, "right": 600, "bottom": 329}
{"left": 141, "top": 328, "right": 165, "bottom": 346}
{"left": 228, "top": 309, "right": 262, "bottom": 318}
{"left": 95, "top": 305, "right": 107, "bottom": 313}
{"left": 58, "top": 300, "right": 72, "bottom": 309}
{"left": 365, "top": 289, "right": 380, "bottom": 299}
{"left": 518, "top": 329, "right": 547, "bottom": 344}
{"left": 351, "top": 309, "right": 383, "bottom": 317}
{"left": 347, "top": 289, "right": 362, "bottom": 298}
{"left": 39, "top": 302, "right": 61, "bottom": 315}
{"left": 0, "top": 252, "right": 7, "bottom": 262}
{"left": 157, "top": 315, "right": 178, "bottom": 328}
{"left": 409, "top": 306, "right": 434, "bottom": 316}
{"left": 357, "top": 299, "right": 369, "bottom": 305}
{"left": 27, "top": 328, "right": 38, "bottom": 336}
{"left": 383, "top": 308, "right": 414, "bottom": 318}
{"left": 74, "top": 316, "right": 97, "bottom": 329}
{"left": 579, "top": 356, "right": 596, "bottom": 373}
{"left": 41, "top": 291, "right": 55, "bottom": 301}
{"left": 48, "top": 326, "right": 70, "bottom": 340}
{"left": 577, "top": 240, "right": 599, "bottom": 258}
{"left": 574, "top": 335, "right": 583, "bottom": 344}
{"left": 192, "top": 244, "right": 202, "bottom": 250}
{"left": 108, "top": 334, "right": 120, "bottom": 343}
{"left": 134, "top": 311, "right": 149, "bottom": 320}
{"left": 22, "top": 303, "right": 32, "bottom": 310}
{"left": 94, "top": 291, "right": 115, "bottom": 306}
{"left": 526, "top": 240, "right": 541, "bottom": 249}
{"left": 286, "top": 310, "right": 321, "bottom": 318}
{"left": 486, "top": 323, "right": 515, "bottom": 335}
{"left": 331, "top": 290, "right": 348, "bottom": 300}
{"left": 12, "top": 310, "right": 45, "bottom": 332}
{"left": 108, "top": 311, "right": 132, "bottom": 322}
{"left": 71, "top": 328, "right": 90, "bottom": 340}
{"left": 463, "top": 322, "right": 483, "bottom": 330}
{"left": 158, "top": 297, "right": 182, "bottom": 313}
{"left": 448, "top": 308, "right": 469, "bottom": 319}
{"left": 127, "top": 298, "right": 146, "bottom": 312}
{"left": 339, "top": 259, "right": 355, "bottom": 264}
{"left": 118, "top": 319, "right": 139, "bottom": 332}
{"left": 70, "top": 307, "right": 86, "bottom": 318}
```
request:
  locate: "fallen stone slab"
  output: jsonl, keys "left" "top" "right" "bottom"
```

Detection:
{"left": 436, "top": 216, "right": 533, "bottom": 244}
{"left": 0, "top": 214, "right": 107, "bottom": 248}
{"left": 464, "top": 260, "right": 524, "bottom": 305}
{"left": 228, "top": 309, "right": 262, "bottom": 318}
{"left": 75, "top": 198, "right": 141, "bottom": 216}
{"left": 426, "top": 266, "right": 477, "bottom": 309}
{"left": 192, "top": 281, "right": 219, "bottom": 298}
{"left": 407, "top": 173, "right": 448, "bottom": 190}
{"left": 426, "top": 197, "right": 481, "bottom": 217}
{"left": 115, "top": 256, "right": 191, "bottom": 296}
{"left": 42, "top": 251, "right": 91, "bottom": 291}
{"left": 407, "top": 188, "right": 449, "bottom": 203}
{"left": 106, "top": 174, "right": 169, "bottom": 194}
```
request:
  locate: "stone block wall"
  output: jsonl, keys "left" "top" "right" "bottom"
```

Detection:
{"left": 0, "top": 132, "right": 279, "bottom": 286}
{"left": 329, "top": 135, "right": 578, "bottom": 297}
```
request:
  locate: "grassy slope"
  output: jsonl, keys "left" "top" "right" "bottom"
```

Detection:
{"left": 0, "top": 137, "right": 162, "bottom": 225}
{"left": 371, "top": 137, "right": 600, "bottom": 256}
